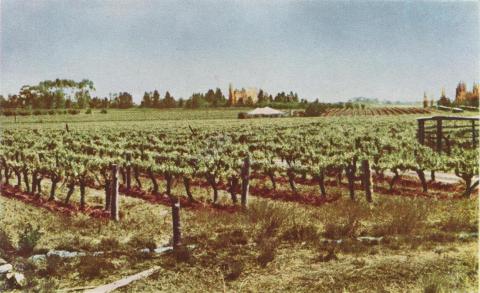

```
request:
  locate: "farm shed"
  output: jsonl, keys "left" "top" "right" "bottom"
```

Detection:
{"left": 246, "top": 107, "right": 285, "bottom": 118}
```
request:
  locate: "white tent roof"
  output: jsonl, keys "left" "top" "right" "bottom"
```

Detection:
{"left": 247, "top": 107, "right": 284, "bottom": 115}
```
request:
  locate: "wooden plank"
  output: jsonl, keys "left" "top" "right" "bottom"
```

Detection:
{"left": 84, "top": 266, "right": 160, "bottom": 293}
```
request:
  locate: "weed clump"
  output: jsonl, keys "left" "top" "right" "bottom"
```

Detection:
{"left": 282, "top": 223, "right": 319, "bottom": 243}
{"left": 221, "top": 258, "right": 244, "bottom": 281}
{"left": 173, "top": 246, "right": 192, "bottom": 263}
{"left": 214, "top": 229, "right": 248, "bottom": 249}
{"left": 128, "top": 235, "right": 157, "bottom": 251}
{"left": 323, "top": 201, "right": 367, "bottom": 239}
{"left": 0, "top": 229, "right": 15, "bottom": 257}
{"left": 257, "top": 238, "right": 278, "bottom": 267}
{"left": 18, "top": 224, "right": 43, "bottom": 256}
{"left": 371, "top": 199, "right": 428, "bottom": 236}
{"left": 78, "top": 255, "right": 114, "bottom": 279}
{"left": 98, "top": 237, "right": 121, "bottom": 252}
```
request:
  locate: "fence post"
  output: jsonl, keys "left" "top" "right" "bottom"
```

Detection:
{"left": 417, "top": 119, "right": 425, "bottom": 144}
{"left": 241, "top": 155, "right": 250, "bottom": 208}
{"left": 111, "top": 164, "right": 119, "bottom": 221}
{"left": 436, "top": 118, "right": 443, "bottom": 153}
{"left": 472, "top": 120, "right": 477, "bottom": 147}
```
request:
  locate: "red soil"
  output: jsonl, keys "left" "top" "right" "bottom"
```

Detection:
{"left": 0, "top": 184, "right": 110, "bottom": 219}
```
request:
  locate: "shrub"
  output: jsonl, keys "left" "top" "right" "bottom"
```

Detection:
{"left": 282, "top": 223, "right": 319, "bottom": 243}
{"left": 78, "top": 255, "right": 114, "bottom": 279}
{"left": 128, "top": 235, "right": 156, "bottom": 251}
{"left": 440, "top": 213, "right": 477, "bottom": 233}
{"left": 18, "top": 224, "right": 43, "bottom": 256}
{"left": 47, "top": 110, "right": 56, "bottom": 115}
{"left": 57, "top": 110, "right": 67, "bottom": 115}
{"left": 100, "top": 109, "right": 108, "bottom": 114}
{"left": 67, "top": 109, "right": 80, "bottom": 115}
{"left": 221, "top": 259, "right": 244, "bottom": 281}
{"left": 45, "top": 255, "right": 63, "bottom": 276}
{"left": 98, "top": 237, "right": 120, "bottom": 252}
{"left": 173, "top": 245, "right": 192, "bottom": 263}
{"left": 214, "top": 229, "right": 248, "bottom": 248}
{"left": 33, "top": 109, "right": 42, "bottom": 116}
{"left": 17, "top": 110, "right": 31, "bottom": 116}
{"left": 85, "top": 108, "right": 92, "bottom": 114}
{"left": 371, "top": 199, "right": 428, "bottom": 236}
{"left": 3, "top": 109, "right": 15, "bottom": 116}
{"left": 257, "top": 238, "right": 278, "bottom": 267}
{"left": 0, "top": 229, "right": 15, "bottom": 256}
{"left": 323, "top": 202, "right": 367, "bottom": 239}
{"left": 305, "top": 102, "right": 328, "bottom": 117}
{"left": 314, "top": 243, "right": 338, "bottom": 262}
{"left": 238, "top": 112, "right": 248, "bottom": 119}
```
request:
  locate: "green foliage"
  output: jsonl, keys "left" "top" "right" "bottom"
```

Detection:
{"left": 18, "top": 224, "right": 43, "bottom": 256}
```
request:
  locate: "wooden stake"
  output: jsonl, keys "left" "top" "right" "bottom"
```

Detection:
{"left": 241, "top": 155, "right": 250, "bottom": 208}
{"left": 111, "top": 164, "right": 119, "bottom": 221}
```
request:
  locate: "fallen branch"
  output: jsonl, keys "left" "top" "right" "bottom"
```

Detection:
{"left": 84, "top": 266, "right": 160, "bottom": 293}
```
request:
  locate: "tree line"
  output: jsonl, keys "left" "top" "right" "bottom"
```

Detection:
{"left": 1, "top": 79, "right": 310, "bottom": 110}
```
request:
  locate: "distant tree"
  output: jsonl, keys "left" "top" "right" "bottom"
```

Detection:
{"left": 246, "top": 96, "right": 254, "bottom": 107}
{"left": 257, "top": 89, "right": 267, "bottom": 104}
{"left": 141, "top": 92, "right": 152, "bottom": 107}
{"left": 177, "top": 98, "right": 185, "bottom": 108}
{"left": 185, "top": 93, "right": 207, "bottom": 108}
{"left": 162, "top": 91, "right": 176, "bottom": 108}
{"left": 152, "top": 90, "right": 160, "bottom": 108}
{"left": 213, "top": 88, "right": 225, "bottom": 107}
{"left": 65, "top": 98, "right": 73, "bottom": 109}
{"left": 204, "top": 89, "right": 215, "bottom": 105}
{"left": 437, "top": 96, "right": 451, "bottom": 107}
{"left": 114, "top": 92, "right": 134, "bottom": 109}
{"left": 305, "top": 101, "right": 327, "bottom": 116}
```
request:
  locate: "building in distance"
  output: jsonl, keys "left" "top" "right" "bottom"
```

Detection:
{"left": 228, "top": 83, "right": 258, "bottom": 105}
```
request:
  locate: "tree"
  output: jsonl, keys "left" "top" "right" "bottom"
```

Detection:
{"left": 437, "top": 96, "right": 451, "bottom": 107}
{"left": 162, "top": 91, "right": 176, "bottom": 108}
{"left": 141, "top": 92, "right": 152, "bottom": 107}
{"left": 114, "top": 92, "right": 134, "bottom": 109}
{"left": 152, "top": 90, "right": 160, "bottom": 108}
{"left": 305, "top": 101, "right": 327, "bottom": 116}
{"left": 213, "top": 88, "right": 225, "bottom": 107}
{"left": 257, "top": 89, "right": 267, "bottom": 104}
{"left": 185, "top": 93, "right": 207, "bottom": 108}
{"left": 204, "top": 89, "right": 215, "bottom": 105}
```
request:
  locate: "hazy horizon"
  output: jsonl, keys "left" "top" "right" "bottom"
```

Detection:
{"left": 1, "top": 1, "right": 479, "bottom": 103}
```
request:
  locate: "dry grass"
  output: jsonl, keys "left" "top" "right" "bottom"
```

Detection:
{"left": 0, "top": 178, "right": 478, "bottom": 292}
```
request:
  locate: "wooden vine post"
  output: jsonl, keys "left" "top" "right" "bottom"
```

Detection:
{"left": 111, "top": 164, "right": 120, "bottom": 221}
{"left": 171, "top": 197, "right": 181, "bottom": 249}
{"left": 125, "top": 153, "right": 132, "bottom": 190}
{"left": 241, "top": 155, "right": 250, "bottom": 208}
{"left": 361, "top": 159, "right": 373, "bottom": 202}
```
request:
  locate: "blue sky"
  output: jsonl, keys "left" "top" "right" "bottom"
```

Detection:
{"left": 1, "top": 0, "right": 478, "bottom": 103}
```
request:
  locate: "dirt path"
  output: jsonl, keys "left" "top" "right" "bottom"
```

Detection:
{"left": 384, "top": 170, "right": 478, "bottom": 185}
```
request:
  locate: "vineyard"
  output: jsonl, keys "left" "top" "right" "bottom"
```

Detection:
{"left": 322, "top": 107, "right": 431, "bottom": 116}
{"left": 0, "top": 114, "right": 478, "bottom": 291}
